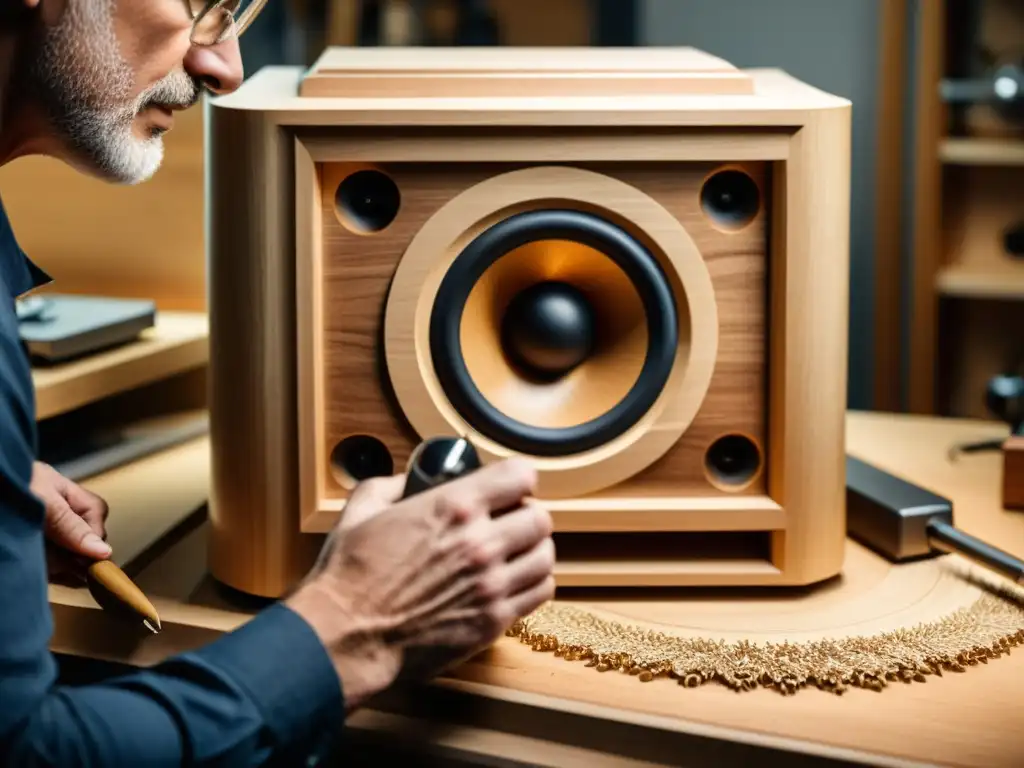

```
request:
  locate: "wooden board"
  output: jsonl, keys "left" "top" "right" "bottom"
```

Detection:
{"left": 300, "top": 46, "right": 755, "bottom": 98}
{"left": 32, "top": 312, "right": 209, "bottom": 420}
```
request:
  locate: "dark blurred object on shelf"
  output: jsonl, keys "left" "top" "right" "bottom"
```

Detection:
{"left": 986, "top": 371, "right": 1024, "bottom": 435}
{"left": 941, "top": 60, "right": 1024, "bottom": 126}
{"left": 453, "top": 0, "right": 501, "bottom": 45}
{"left": 948, "top": 366, "right": 1024, "bottom": 460}
{"left": 940, "top": 0, "right": 1024, "bottom": 137}
{"left": 1004, "top": 222, "right": 1024, "bottom": 259}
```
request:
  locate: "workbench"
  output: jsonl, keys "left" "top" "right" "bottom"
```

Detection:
{"left": 47, "top": 411, "right": 1024, "bottom": 767}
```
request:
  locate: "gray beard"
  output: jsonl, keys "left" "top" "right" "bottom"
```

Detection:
{"left": 20, "top": 0, "right": 200, "bottom": 185}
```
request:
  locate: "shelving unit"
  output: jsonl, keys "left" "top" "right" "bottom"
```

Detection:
{"left": 32, "top": 312, "right": 208, "bottom": 420}
{"left": 939, "top": 136, "right": 1024, "bottom": 165}
{"left": 908, "top": 0, "right": 1024, "bottom": 419}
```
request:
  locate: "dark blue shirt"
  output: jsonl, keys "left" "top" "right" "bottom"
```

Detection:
{"left": 0, "top": 197, "right": 343, "bottom": 766}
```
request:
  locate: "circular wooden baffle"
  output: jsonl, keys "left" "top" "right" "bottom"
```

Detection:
{"left": 384, "top": 166, "right": 718, "bottom": 498}
{"left": 506, "top": 543, "right": 1024, "bottom": 695}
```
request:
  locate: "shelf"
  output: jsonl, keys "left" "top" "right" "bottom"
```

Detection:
{"left": 936, "top": 266, "right": 1024, "bottom": 299}
{"left": 32, "top": 311, "right": 209, "bottom": 420}
{"left": 940, "top": 137, "right": 1024, "bottom": 166}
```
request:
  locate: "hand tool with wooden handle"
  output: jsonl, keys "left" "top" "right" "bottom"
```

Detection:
{"left": 86, "top": 560, "right": 162, "bottom": 633}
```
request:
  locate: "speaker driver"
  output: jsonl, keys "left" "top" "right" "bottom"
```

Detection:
{"left": 385, "top": 165, "right": 718, "bottom": 498}
{"left": 429, "top": 209, "right": 678, "bottom": 457}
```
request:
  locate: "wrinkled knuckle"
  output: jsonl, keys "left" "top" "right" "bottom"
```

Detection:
{"left": 505, "top": 458, "right": 538, "bottom": 493}
{"left": 45, "top": 503, "right": 70, "bottom": 526}
{"left": 531, "top": 503, "right": 554, "bottom": 539}
{"left": 437, "top": 492, "right": 478, "bottom": 524}
{"left": 475, "top": 568, "right": 507, "bottom": 602}
{"left": 357, "top": 476, "right": 388, "bottom": 496}
{"left": 463, "top": 533, "right": 497, "bottom": 570}
{"left": 539, "top": 537, "right": 557, "bottom": 572}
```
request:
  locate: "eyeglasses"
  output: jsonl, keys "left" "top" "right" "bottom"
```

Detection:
{"left": 188, "top": 0, "right": 269, "bottom": 46}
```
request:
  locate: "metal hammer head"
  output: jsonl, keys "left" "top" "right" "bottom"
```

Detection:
{"left": 845, "top": 456, "right": 953, "bottom": 561}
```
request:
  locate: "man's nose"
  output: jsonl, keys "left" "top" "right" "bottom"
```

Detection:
{"left": 183, "top": 38, "right": 244, "bottom": 95}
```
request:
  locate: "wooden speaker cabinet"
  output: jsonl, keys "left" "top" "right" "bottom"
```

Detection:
{"left": 206, "top": 47, "right": 852, "bottom": 598}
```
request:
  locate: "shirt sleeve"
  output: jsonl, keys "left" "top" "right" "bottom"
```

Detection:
{"left": 0, "top": 420, "right": 344, "bottom": 767}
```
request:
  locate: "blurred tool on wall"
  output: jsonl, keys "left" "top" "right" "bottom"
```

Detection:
{"left": 940, "top": 0, "right": 1024, "bottom": 138}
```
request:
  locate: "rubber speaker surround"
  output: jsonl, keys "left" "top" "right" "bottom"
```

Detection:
{"left": 429, "top": 208, "right": 679, "bottom": 456}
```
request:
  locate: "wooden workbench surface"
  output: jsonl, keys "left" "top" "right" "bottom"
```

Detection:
{"left": 47, "top": 411, "right": 1024, "bottom": 767}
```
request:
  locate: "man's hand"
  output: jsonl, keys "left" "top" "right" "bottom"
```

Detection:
{"left": 285, "top": 458, "right": 555, "bottom": 712}
{"left": 30, "top": 461, "right": 111, "bottom": 582}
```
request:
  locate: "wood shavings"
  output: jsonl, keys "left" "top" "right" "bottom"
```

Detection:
{"left": 506, "top": 590, "right": 1024, "bottom": 695}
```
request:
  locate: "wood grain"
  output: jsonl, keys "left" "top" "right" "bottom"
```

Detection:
{"left": 317, "top": 160, "right": 768, "bottom": 501}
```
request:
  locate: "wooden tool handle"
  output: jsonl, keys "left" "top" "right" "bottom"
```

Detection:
{"left": 86, "top": 560, "right": 162, "bottom": 632}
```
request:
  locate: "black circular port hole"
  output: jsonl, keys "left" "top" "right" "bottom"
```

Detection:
{"left": 705, "top": 434, "right": 761, "bottom": 488}
{"left": 336, "top": 169, "right": 401, "bottom": 233}
{"left": 700, "top": 169, "right": 760, "bottom": 231}
{"left": 330, "top": 434, "right": 394, "bottom": 484}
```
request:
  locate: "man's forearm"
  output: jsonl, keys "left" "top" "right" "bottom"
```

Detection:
{"left": 1, "top": 604, "right": 344, "bottom": 767}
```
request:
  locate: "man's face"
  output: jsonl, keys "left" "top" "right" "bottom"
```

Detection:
{"left": 19, "top": 0, "right": 244, "bottom": 185}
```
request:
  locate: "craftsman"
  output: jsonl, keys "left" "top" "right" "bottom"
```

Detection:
{"left": 0, "top": 2, "right": 556, "bottom": 765}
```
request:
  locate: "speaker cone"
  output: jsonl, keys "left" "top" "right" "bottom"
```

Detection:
{"left": 429, "top": 208, "right": 679, "bottom": 456}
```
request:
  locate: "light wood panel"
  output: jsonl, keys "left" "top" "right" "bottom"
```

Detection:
{"left": 208, "top": 55, "right": 851, "bottom": 596}
{"left": 32, "top": 312, "right": 208, "bottom": 420}
{"left": 940, "top": 137, "right": 1024, "bottom": 165}
{"left": 0, "top": 103, "right": 206, "bottom": 311}
{"left": 300, "top": 46, "right": 755, "bottom": 98}
{"left": 316, "top": 160, "right": 768, "bottom": 502}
